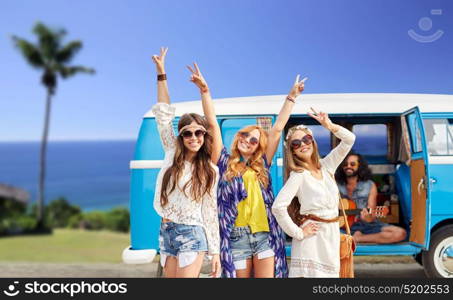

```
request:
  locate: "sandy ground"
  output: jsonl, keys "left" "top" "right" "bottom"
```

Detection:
{"left": 0, "top": 260, "right": 426, "bottom": 278}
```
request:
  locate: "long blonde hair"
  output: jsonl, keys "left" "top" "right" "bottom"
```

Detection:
{"left": 224, "top": 125, "right": 269, "bottom": 188}
{"left": 284, "top": 125, "right": 322, "bottom": 222}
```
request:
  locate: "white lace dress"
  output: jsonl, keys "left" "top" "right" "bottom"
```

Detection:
{"left": 152, "top": 103, "right": 220, "bottom": 256}
{"left": 272, "top": 126, "right": 355, "bottom": 277}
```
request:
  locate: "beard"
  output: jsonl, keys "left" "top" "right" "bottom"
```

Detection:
{"left": 344, "top": 168, "right": 359, "bottom": 177}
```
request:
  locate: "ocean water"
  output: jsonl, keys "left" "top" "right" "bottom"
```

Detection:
{"left": 0, "top": 141, "right": 136, "bottom": 211}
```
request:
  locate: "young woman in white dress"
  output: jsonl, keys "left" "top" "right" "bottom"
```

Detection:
{"left": 272, "top": 109, "right": 355, "bottom": 277}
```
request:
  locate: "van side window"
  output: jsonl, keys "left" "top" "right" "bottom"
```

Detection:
{"left": 351, "top": 124, "right": 388, "bottom": 156}
{"left": 423, "top": 118, "right": 453, "bottom": 156}
{"left": 306, "top": 125, "right": 330, "bottom": 156}
{"left": 405, "top": 113, "right": 423, "bottom": 153}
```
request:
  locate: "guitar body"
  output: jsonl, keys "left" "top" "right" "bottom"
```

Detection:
{"left": 339, "top": 198, "right": 390, "bottom": 228}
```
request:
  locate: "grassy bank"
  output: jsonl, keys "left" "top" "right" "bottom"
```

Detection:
{"left": 0, "top": 229, "right": 129, "bottom": 263}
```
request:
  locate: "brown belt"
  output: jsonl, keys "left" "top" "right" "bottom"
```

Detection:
{"left": 162, "top": 218, "right": 173, "bottom": 223}
{"left": 295, "top": 214, "right": 340, "bottom": 227}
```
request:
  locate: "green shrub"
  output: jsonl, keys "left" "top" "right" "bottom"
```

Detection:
{"left": 45, "top": 197, "right": 81, "bottom": 228}
{"left": 67, "top": 213, "right": 84, "bottom": 229}
{"left": 82, "top": 211, "right": 106, "bottom": 230}
{"left": 0, "top": 215, "right": 37, "bottom": 235}
{"left": 0, "top": 198, "right": 26, "bottom": 219}
{"left": 104, "top": 207, "right": 130, "bottom": 233}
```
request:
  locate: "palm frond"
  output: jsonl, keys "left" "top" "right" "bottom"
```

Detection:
{"left": 56, "top": 41, "right": 82, "bottom": 63}
{"left": 58, "top": 65, "right": 95, "bottom": 78}
{"left": 11, "top": 36, "right": 44, "bottom": 68}
{"left": 33, "top": 22, "right": 66, "bottom": 62}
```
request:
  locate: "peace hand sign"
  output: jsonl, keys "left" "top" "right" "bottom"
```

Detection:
{"left": 151, "top": 47, "right": 168, "bottom": 74}
{"left": 187, "top": 62, "right": 209, "bottom": 93}
{"left": 288, "top": 75, "right": 307, "bottom": 99}
{"left": 308, "top": 107, "right": 334, "bottom": 130}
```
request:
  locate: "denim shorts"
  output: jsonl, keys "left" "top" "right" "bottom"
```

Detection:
{"left": 350, "top": 220, "right": 390, "bottom": 235}
{"left": 229, "top": 226, "right": 274, "bottom": 268}
{"left": 159, "top": 222, "right": 208, "bottom": 257}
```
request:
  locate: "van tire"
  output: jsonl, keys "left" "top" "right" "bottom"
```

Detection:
{"left": 422, "top": 225, "right": 453, "bottom": 278}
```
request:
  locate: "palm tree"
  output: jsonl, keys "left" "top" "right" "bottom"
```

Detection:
{"left": 12, "top": 22, "right": 95, "bottom": 229}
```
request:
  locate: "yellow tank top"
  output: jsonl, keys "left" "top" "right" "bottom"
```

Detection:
{"left": 234, "top": 168, "right": 270, "bottom": 233}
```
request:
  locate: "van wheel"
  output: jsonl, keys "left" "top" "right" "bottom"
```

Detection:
{"left": 422, "top": 225, "right": 453, "bottom": 278}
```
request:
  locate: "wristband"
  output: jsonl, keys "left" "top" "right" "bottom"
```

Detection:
{"left": 286, "top": 96, "right": 296, "bottom": 103}
{"left": 157, "top": 74, "right": 167, "bottom": 81}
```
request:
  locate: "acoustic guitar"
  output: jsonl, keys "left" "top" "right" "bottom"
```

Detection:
{"left": 338, "top": 198, "right": 389, "bottom": 228}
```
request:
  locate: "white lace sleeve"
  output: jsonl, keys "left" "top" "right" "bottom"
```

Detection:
{"left": 201, "top": 166, "right": 220, "bottom": 255}
{"left": 321, "top": 126, "right": 356, "bottom": 173}
{"left": 151, "top": 103, "right": 177, "bottom": 152}
{"left": 272, "top": 171, "right": 305, "bottom": 240}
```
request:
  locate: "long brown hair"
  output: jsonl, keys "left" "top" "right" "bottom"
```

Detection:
{"left": 284, "top": 125, "right": 322, "bottom": 222}
{"left": 160, "top": 113, "right": 216, "bottom": 206}
{"left": 224, "top": 125, "right": 269, "bottom": 188}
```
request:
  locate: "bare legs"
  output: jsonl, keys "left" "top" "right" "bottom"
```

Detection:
{"left": 163, "top": 252, "right": 205, "bottom": 278}
{"left": 353, "top": 226, "right": 406, "bottom": 244}
{"left": 235, "top": 256, "right": 275, "bottom": 278}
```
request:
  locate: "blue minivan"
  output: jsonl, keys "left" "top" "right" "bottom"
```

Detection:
{"left": 123, "top": 93, "right": 453, "bottom": 278}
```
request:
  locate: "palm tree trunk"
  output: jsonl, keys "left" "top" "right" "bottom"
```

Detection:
{"left": 37, "top": 88, "right": 52, "bottom": 228}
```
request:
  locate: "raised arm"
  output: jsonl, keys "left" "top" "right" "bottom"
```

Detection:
{"left": 309, "top": 108, "right": 356, "bottom": 173}
{"left": 265, "top": 75, "right": 306, "bottom": 165}
{"left": 187, "top": 63, "right": 223, "bottom": 164}
{"left": 152, "top": 47, "right": 170, "bottom": 105}
{"left": 151, "top": 47, "right": 176, "bottom": 151}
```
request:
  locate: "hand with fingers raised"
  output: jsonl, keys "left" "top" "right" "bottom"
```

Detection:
{"left": 287, "top": 75, "right": 307, "bottom": 103}
{"left": 308, "top": 107, "right": 335, "bottom": 131}
{"left": 187, "top": 63, "right": 209, "bottom": 93}
{"left": 151, "top": 47, "right": 168, "bottom": 75}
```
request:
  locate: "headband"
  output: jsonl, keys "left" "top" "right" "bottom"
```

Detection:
{"left": 178, "top": 124, "right": 207, "bottom": 135}
{"left": 284, "top": 124, "right": 313, "bottom": 148}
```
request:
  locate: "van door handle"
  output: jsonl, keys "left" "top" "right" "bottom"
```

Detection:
{"left": 417, "top": 177, "right": 426, "bottom": 195}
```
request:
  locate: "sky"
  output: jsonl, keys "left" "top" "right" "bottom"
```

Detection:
{"left": 1, "top": 0, "right": 452, "bottom": 141}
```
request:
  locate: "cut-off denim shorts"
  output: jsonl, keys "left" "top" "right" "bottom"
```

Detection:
{"left": 159, "top": 222, "right": 208, "bottom": 268}
{"left": 229, "top": 226, "right": 274, "bottom": 270}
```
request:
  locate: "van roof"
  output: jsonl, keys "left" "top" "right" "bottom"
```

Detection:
{"left": 144, "top": 93, "right": 453, "bottom": 118}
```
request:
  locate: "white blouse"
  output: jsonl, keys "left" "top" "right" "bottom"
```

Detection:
{"left": 152, "top": 103, "right": 220, "bottom": 255}
{"left": 272, "top": 126, "right": 355, "bottom": 277}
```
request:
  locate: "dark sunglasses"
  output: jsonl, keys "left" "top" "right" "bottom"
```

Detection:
{"left": 343, "top": 161, "right": 358, "bottom": 167}
{"left": 239, "top": 131, "right": 259, "bottom": 146}
{"left": 181, "top": 129, "right": 206, "bottom": 139}
{"left": 290, "top": 134, "right": 313, "bottom": 149}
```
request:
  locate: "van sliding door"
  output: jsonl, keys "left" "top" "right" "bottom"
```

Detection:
{"left": 402, "top": 106, "right": 431, "bottom": 249}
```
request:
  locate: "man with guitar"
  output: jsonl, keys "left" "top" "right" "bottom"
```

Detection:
{"left": 335, "top": 152, "right": 407, "bottom": 244}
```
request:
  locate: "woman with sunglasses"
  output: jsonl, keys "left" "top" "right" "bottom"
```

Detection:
{"left": 187, "top": 64, "right": 306, "bottom": 278}
{"left": 272, "top": 110, "right": 355, "bottom": 277}
{"left": 151, "top": 48, "right": 221, "bottom": 278}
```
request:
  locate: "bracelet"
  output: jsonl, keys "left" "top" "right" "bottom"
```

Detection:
{"left": 286, "top": 96, "right": 296, "bottom": 103}
{"left": 157, "top": 74, "right": 167, "bottom": 81}
{"left": 200, "top": 87, "right": 209, "bottom": 94}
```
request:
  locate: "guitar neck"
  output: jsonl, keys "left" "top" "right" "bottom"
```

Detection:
{"left": 340, "top": 206, "right": 389, "bottom": 217}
